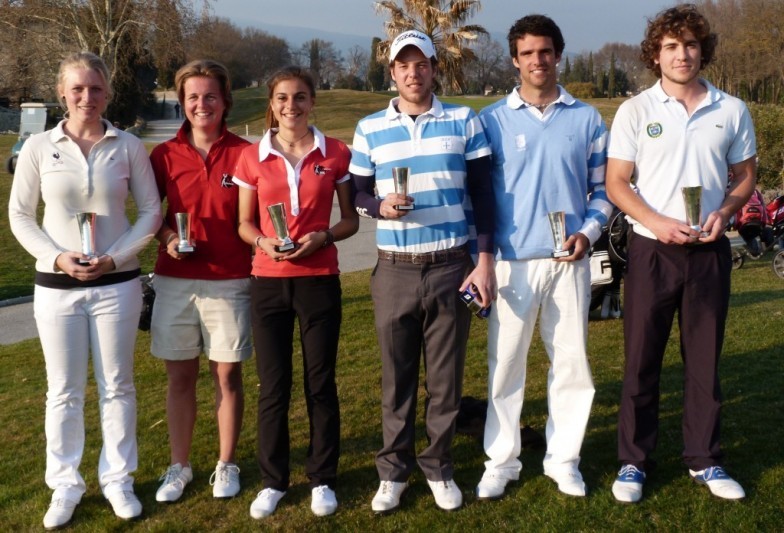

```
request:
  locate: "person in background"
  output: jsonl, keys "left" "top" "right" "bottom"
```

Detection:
{"left": 8, "top": 51, "right": 161, "bottom": 529}
{"left": 235, "top": 66, "right": 358, "bottom": 519}
{"left": 149, "top": 60, "right": 252, "bottom": 504}
{"left": 605, "top": 4, "right": 756, "bottom": 504}
{"left": 351, "top": 30, "right": 495, "bottom": 513}
{"left": 476, "top": 14, "right": 611, "bottom": 500}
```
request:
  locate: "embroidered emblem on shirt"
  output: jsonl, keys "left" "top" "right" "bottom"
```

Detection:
{"left": 646, "top": 122, "right": 663, "bottom": 138}
{"left": 715, "top": 124, "right": 724, "bottom": 129}
{"left": 515, "top": 134, "right": 526, "bottom": 151}
{"left": 441, "top": 137, "right": 452, "bottom": 151}
{"left": 51, "top": 152, "right": 64, "bottom": 166}
{"left": 220, "top": 173, "right": 234, "bottom": 188}
{"left": 314, "top": 164, "right": 331, "bottom": 175}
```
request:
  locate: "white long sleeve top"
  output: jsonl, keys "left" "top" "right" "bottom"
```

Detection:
{"left": 8, "top": 119, "right": 161, "bottom": 275}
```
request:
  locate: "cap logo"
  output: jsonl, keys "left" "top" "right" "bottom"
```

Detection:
{"left": 395, "top": 31, "right": 427, "bottom": 44}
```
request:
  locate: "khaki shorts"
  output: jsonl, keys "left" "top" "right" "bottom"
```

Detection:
{"left": 150, "top": 275, "right": 252, "bottom": 363}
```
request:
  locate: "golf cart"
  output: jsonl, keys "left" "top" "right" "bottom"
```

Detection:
{"left": 6, "top": 102, "right": 60, "bottom": 174}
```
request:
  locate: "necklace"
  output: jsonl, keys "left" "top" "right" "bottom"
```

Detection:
{"left": 276, "top": 129, "right": 311, "bottom": 148}
{"left": 520, "top": 96, "right": 558, "bottom": 112}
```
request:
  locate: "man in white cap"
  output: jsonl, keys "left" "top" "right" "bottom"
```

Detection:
{"left": 351, "top": 29, "right": 495, "bottom": 513}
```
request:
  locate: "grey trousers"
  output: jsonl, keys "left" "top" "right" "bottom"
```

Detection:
{"left": 370, "top": 254, "right": 473, "bottom": 482}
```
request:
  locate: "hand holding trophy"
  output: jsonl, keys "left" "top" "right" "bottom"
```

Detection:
{"left": 392, "top": 167, "right": 414, "bottom": 211}
{"left": 267, "top": 203, "right": 296, "bottom": 252}
{"left": 175, "top": 212, "right": 195, "bottom": 253}
{"left": 681, "top": 186, "right": 709, "bottom": 238}
{"left": 76, "top": 212, "right": 97, "bottom": 265}
{"left": 548, "top": 211, "right": 572, "bottom": 258}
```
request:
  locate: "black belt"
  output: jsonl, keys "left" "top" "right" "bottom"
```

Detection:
{"left": 377, "top": 244, "right": 469, "bottom": 264}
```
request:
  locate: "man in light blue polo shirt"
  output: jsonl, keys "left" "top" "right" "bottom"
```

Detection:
{"left": 351, "top": 29, "right": 495, "bottom": 513}
{"left": 476, "top": 14, "right": 612, "bottom": 500}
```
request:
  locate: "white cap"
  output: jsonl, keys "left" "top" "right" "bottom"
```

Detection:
{"left": 389, "top": 30, "right": 437, "bottom": 61}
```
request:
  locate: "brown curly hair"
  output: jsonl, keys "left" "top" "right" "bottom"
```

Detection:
{"left": 640, "top": 4, "right": 718, "bottom": 78}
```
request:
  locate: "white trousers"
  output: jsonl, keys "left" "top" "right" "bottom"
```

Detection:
{"left": 34, "top": 279, "right": 142, "bottom": 501}
{"left": 484, "top": 258, "right": 595, "bottom": 475}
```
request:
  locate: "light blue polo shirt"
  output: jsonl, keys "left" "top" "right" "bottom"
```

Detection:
{"left": 480, "top": 86, "right": 611, "bottom": 261}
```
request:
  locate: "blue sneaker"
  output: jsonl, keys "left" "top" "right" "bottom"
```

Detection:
{"left": 689, "top": 466, "right": 745, "bottom": 500}
{"left": 612, "top": 465, "right": 645, "bottom": 503}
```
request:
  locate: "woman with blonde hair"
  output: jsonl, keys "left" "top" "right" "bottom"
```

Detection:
{"left": 8, "top": 51, "right": 161, "bottom": 529}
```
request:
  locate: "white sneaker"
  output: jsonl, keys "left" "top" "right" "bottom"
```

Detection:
{"left": 107, "top": 490, "right": 142, "bottom": 520}
{"left": 371, "top": 480, "right": 407, "bottom": 513}
{"left": 612, "top": 464, "right": 646, "bottom": 503}
{"left": 311, "top": 485, "right": 338, "bottom": 516}
{"left": 156, "top": 463, "right": 193, "bottom": 502}
{"left": 210, "top": 461, "right": 240, "bottom": 498}
{"left": 250, "top": 488, "right": 286, "bottom": 519}
{"left": 689, "top": 466, "right": 745, "bottom": 500}
{"left": 544, "top": 466, "right": 586, "bottom": 497}
{"left": 476, "top": 470, "right": 518, "bottom": 500}
{"left": 427, "top": 479, "right": 463, "bottom": 511}
{"left": 43, "top": 497, "right": 78, "bottom": 530}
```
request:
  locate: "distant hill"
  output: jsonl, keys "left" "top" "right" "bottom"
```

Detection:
{"left": 229, "top": 19, "right": 379, "bottom": 55}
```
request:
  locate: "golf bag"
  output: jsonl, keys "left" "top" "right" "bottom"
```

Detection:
{"left": 590, "top": 209, "right": 628, "bottom": 318}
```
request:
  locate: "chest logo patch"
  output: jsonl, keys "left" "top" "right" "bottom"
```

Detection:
{"left": 314, "top": 164, "right": 331, "bottom": 176}
{"left": 220, "top": 173, "right": 234, "bottom": 188}
{"left": 515, "top": 134, "right": 526, "bottom": 150}
{"left": 441, "top": 137, "right": 452, "bottom": 151}
{"left": 646, "top": 122, "right": 663, "bottom": 138}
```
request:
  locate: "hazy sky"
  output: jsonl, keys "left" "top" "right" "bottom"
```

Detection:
{"left": 212, "top": 0, "right": 678, "bottom": 53}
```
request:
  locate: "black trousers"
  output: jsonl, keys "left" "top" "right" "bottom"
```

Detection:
{"left": 618, "top": 233, "right": 731, "bottom": 471}
{"left": 250, "top": 275, "right": 341, "bottom": 490}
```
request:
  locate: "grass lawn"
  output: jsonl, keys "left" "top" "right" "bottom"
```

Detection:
{"left": 0, "top": 258, "right": 782, "bottom": 531}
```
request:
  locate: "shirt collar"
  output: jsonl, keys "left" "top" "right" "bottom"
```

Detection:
{"left": 175, "top": 120, "right": 229, "bottom": 145}
{"left": 506, "top": 85, "right": 574, "bottom": 110}
{"left": 257, "top": 126, "right": 326, "bottom": 161}
{"left": 49, "top": 118, "right": 117, "bottom": 142}
{"left": 651, "top": 78, "right": 722, "bottom": 105}
{"left": 384, "top": 94, "right": 445, "bottom": 120}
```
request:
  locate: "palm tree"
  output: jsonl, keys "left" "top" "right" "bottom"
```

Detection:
{"left": 375, "top": 0, "right": 488, "bottom": 95}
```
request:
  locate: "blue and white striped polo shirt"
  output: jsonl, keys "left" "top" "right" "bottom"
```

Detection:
{"left": 350, "top": 96, "right": 491, "bottom": 253}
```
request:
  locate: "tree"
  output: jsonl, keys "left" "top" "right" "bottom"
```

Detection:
{"left": 296, "top": 39, "right": 344, "bottom": 89}
{"left": 607, "top": 52, "right": 616, "bottom": 98}
{"left": 464, "top": 34, "right": 514, "bottom": 94}
{"left": 374, "top": 0, "right": 488, "bottom": 94}
{"left": 0, "top": 0, "right": 198, "bottom": 122}
{"left": 237, "top": 28, "right": 291, "bottom": 88}
{"left": 186, "top": 17, "right": 247, "bottom": 88}
{"left": 367, "top": 37, "right": 387, "bottom": 91}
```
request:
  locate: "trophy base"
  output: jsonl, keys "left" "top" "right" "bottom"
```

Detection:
{"left": 78, "top": 257, "right": 94, "bottom": 266}
{"left": 395, "top": 204, "right": 414, "bottom": 211}
{"left": 552, "top": 249, "right": 572, "bottom": 258}
{"left": 275, "top": 242, "right": 296, "bottom": 252}
{"left": 177, "top": 243, "right": 195, "bottom": 253}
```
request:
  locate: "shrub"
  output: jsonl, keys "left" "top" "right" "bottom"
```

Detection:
{"left": 748, "top": 104, "right": 784, "bottom": 191}
{"left": 564, "top": 82, "right": 598, "bottom": 99}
